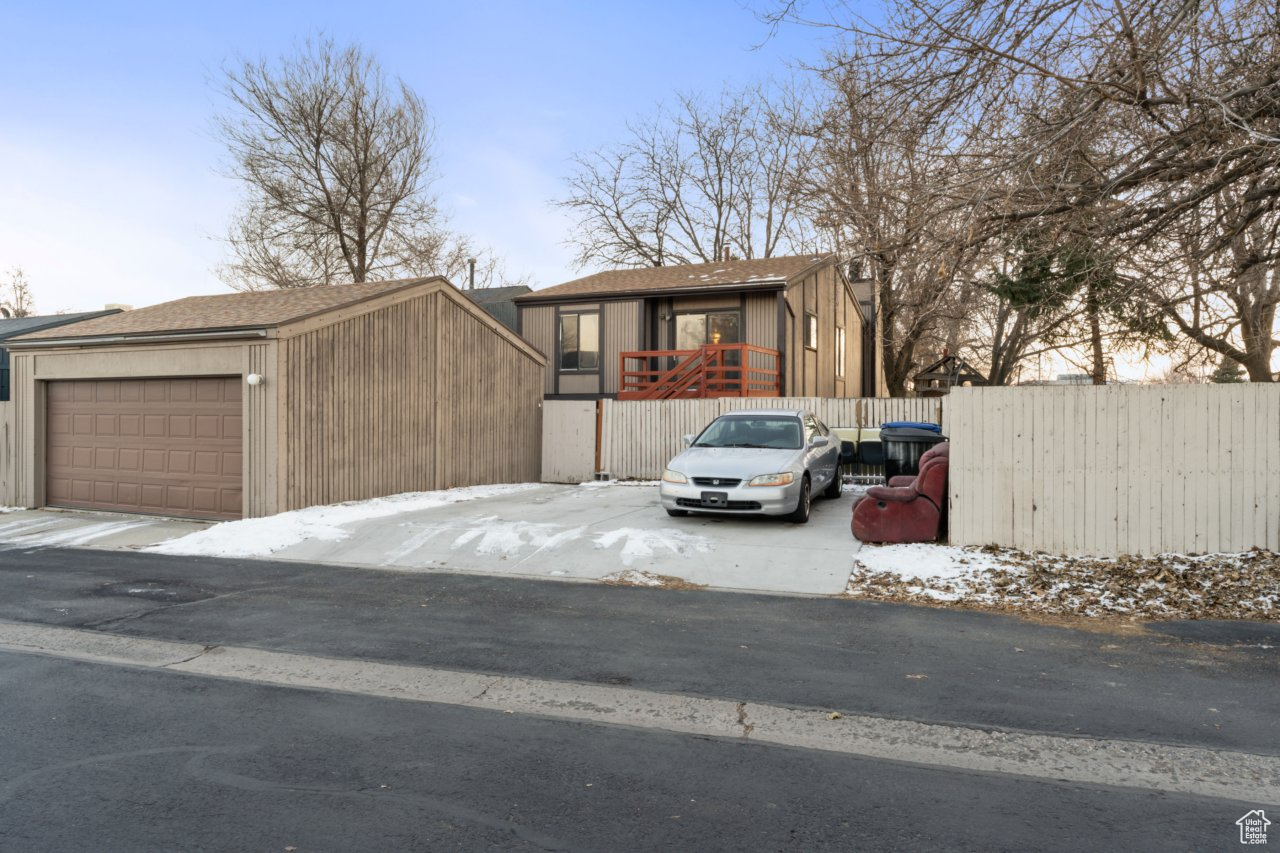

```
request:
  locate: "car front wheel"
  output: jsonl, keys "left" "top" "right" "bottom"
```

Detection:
{"left": 822, "top": 468, "right": 842, "bottom": 499}
{"left": 787, "top": 475, "right": 811, "bottom": 524}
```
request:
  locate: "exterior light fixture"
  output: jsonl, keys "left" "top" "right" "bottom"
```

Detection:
{"left": 246, "top": 373, "right": 264, "bottom": 386}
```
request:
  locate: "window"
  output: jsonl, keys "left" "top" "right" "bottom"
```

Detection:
{"left": 559, "top": 312, "right": 599, "bottom": 371}
{"left": 0, "top": 347, "right": 9, "bottom": 402}
{"left": 835, "top": 327, "right": 846, "bottom": 378}
{"left": 674, "top": 311, "right": 741, "bottom": 349}
{"left": 805, "top": 313, "right": 818, "bottom": 350}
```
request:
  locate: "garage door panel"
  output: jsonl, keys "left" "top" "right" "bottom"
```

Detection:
{"left": 46, "top": 377, "right": 242, "bottom": 520}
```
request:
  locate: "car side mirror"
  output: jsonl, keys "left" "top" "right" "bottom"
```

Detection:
{"left": 682, "top": 434, "right": 695, "bottom": 448}
{"left": 808, "top": 437, "right": 825, "bottom": 449}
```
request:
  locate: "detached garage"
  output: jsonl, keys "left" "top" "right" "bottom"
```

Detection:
{"left": 5, "top": 278, "right": 546, "bottom": 521}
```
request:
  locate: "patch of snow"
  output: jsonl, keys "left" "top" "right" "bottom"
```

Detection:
{"left": 577, "top": 480, "right": 660, "bottom": 488}
{"left": 0, "top": 507, "right": 23, "bottom": 514}
{"left": 852, "top": 543, "right": 1017, "bottom": 581}
{"left": 602, "top": 569, "right": 666, "bottom": 587}
{"left": 594, "top": 527, "right": 713, "bottom": 565}
{"left": 146, "top": 483, "right": 541, "bottom": 558}
{"left": 450, "top": 517, "right": 586, "bottom": 556}
{"left": 11, "top": 520, "right": 152, "bottom": 548}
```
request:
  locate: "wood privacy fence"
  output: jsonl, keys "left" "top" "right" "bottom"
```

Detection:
{"left": 945, "top": 385, "right": 1280, "bottom": 555}
{"left": 596, "top": 396, "right": 942, "bottom": 481}
{"left": 0, "top": 403, "right": 13, "bottom": 506}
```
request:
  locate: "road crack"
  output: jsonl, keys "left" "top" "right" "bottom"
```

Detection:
{"left": 736, "top": 702, "right": 754, "bottom": 739}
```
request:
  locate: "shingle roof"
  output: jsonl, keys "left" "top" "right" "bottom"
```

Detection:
{"left": 516, "top": 255, "right": 834, "bottom": 302}
{"left": 464, "top": 285, "right": 533, "bottom": 305}
{"left": 11, "top": 278, "right": 441, "bottom": 343}
{"left": 0, "top": 310, "right": 122, "bottom": 342}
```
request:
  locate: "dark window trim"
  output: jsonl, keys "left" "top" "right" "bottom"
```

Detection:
{"left": 556, "top": 308, "right": 601, "bottom": 375}
{"left": 804, "top": 312, "right": 818, "bottom": 351}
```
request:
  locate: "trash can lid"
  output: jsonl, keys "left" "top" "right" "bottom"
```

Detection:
{"left": 881, "top": 421, "right": 942, "bottom": 433}
{"left": 880, "top": 426, "right": 948, "bottom": 441}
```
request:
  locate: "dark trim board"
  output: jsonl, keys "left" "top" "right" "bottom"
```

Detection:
{"left": 543, "top": 393, "right": 619, "bottom": 401}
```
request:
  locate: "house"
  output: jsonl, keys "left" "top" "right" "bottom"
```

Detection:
{"left": 0, "top": 310, "right": 123, "bottom": 402}
{"left": 2, "top": 278, "right": 545, "bottom": 520}
{"left": 914, "top": 354, "right": 989, "bottom": 397}
{"left": 515, "top": 254, "right": 880, "bottom": 400}
{"left": 462, "top": 284, "right": 532, "bottom": 333}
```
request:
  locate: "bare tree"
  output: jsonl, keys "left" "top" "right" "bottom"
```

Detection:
{"left": 0, "top": 268, "right": 35, "bottom": 318}
{"left": 770, "top": 0, "right": 1280, "bottom": 380}
{"left": 558, "top": 83, "right": 819, "bottom": 269}
{"left": 217, "top": 38, "right": 510, "bottom": 290}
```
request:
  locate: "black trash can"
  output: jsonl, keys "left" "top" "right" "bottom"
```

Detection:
{"left": 880, "top": 426, "right": 947, "bottom": 480}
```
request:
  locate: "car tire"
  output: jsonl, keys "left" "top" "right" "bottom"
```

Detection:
{"left": 822, "top": 469, "right": 842, "bottom": 499}
{"left": 787, "top": 475, "right": 811, "bottom": 524}
{"left": 666, "top": 508, "right": 689, "bottom": 517}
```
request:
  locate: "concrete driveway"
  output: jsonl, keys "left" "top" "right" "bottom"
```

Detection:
{"left": 1, "top": 483, "right": 863, "bottom": 596}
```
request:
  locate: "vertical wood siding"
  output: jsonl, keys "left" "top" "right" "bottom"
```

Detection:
{"left": 542, "top": 400, "right": 597, "bottom": 483}
{"left": 597, "top": 396, "right": 942, "bottom": 479}
{"left": 945, "top": 385, "right": 1280, "bottom": 556}
{"left": 282, "top": 291, "right": 543, "bottom": 509}
{"left": 744, "top": 292, "right": 777, "bottom": 350}
{"left": 520, "top": 304, "right": 556, "bottom": 395}
{"left": 602, "top": 301, "right": 639, "bottom": 394}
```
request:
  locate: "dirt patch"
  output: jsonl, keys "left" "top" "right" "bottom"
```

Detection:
{"left": 847, "top": 547, "right": 1280, "bottom": 623}
{"left": 600, "top": 569, "right": 707, "bottom": 591}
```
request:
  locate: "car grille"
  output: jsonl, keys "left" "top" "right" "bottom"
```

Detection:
{"left": 677, "top": 498, "right": 762, "bottom": 510}
{"left": 691, "top": 477, "right": 742, "bottom": 487}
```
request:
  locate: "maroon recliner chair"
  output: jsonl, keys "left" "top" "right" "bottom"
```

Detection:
{"left": 851, "top": 443, "right": 949, "bottom": 543}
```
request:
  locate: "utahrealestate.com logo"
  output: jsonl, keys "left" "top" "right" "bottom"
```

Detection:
{"left": 1238, "top": 810, "right": 1270, "bottom": 845}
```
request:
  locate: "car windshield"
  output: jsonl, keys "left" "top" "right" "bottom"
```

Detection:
{"left": 693, "top": 416, "right": 802, "bottom": 449}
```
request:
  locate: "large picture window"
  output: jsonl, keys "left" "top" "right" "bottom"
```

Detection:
{"left": 559, "top": 312, "right": 600, "bottom": 371}
{"left": 805, "top": 313, "right": 818, "bottom": 350}
{"left": 835, "top": 327, "right": 846, "bottom": 378}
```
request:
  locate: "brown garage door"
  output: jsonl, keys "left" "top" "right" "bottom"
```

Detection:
{"left": 46, "top": 377, "right": 243, "bottom": 520}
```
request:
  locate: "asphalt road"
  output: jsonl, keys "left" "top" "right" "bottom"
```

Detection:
{"left": 1, "top": 547, "right": 1276, "bottom": 752}
{"left": 0, "top": 652, "right": 1260, "bottom": 853}
{"left": 0, "top": 546, "right": 1276, "bottom": 850}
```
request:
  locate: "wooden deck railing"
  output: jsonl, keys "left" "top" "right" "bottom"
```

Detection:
{"left": 618, "top": 344, "right": 781, "bottom": 400}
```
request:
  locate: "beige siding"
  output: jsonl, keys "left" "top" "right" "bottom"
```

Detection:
{"left": 280, "top": 289, "right": 543, "bottom": 509}
{"left": 520, "top": 304, "right": 556, "bottom": 395}
{"left": 558, "top": 373, "right": 600, "bottom": 395}
{"left": 945, "top": 385, "right": 1280, "bottom": 556}
{"left": 602, "top": 300, "right": 640, "bottom": 394}
{"left": 598, "top": 396, "right": 942, "bottom": 480}
{"left": 542, "top": 399, "right": 597, "bottom": 483}
{"left": 5, "top": 341, "right": 272, "bottom": 514}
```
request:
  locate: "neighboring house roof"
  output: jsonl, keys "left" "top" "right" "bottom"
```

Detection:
{"left": 10, "top": 279, "right": 442, "bottom": 343}
{"left": 463, "top": 285, "right": 532, "bottom": 331}
{"left": 0, "top": 310, "right": 122, "bottom": 342}
{"left": 516, "top": 255, "right": 835, "bottom": 303}
{"left": 465, "top": 285, "right": 533, "bottom": 305}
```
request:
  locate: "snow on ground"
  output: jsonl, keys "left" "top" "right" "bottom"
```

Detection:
{"left": 146, "top": 484, "right": 541, "bottom": 558}
{"left": 0, "top": 516, "right": 154, "bottom": 548}
{"left": 0, "top": 507, "right": 22, "bottom": 514}
{"left": 577, "top": 479, "right": 660, "bottom": 488}
{"left": 593, "top": 527, "right": 712, "bottom": 565}
{"left": 849, "top": 544, "right": 1280, "bottom": 620}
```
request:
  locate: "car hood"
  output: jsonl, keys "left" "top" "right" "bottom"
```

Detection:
{"left": 668, "top": 446, "right": 801, "bottom": 478}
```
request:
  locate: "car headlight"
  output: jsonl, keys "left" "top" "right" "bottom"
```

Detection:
{"left": 662, "top": 469, "right": 688, "bottom": 484}
{"left": 748, "top": 472, "right": 794, "bottom": 487}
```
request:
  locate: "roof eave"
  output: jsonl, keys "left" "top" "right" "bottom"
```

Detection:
{"left": 5, "top": 327, "right": 273, "bottom": 349}
{"left": 515, "top": 279, "right": 788, "bottom": 305}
